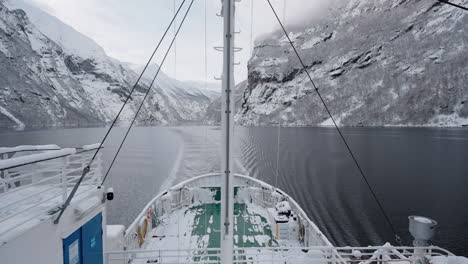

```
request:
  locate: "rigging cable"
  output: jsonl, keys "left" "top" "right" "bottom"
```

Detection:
{"left": 250, "top": 0, "right": 254, "bottom": 54}
{"left": 438, "top": 0, "right": 468, "bottom": 11}
{"left": 205, "top": 0, "right": 208, "bottom": 90}
{"left": 53, "top": 0, "right": 190, "bottom": 224}
{"left": 174, "top": 0, "right": 178, "bottom": 80}
{"left": 101, "top": 0, "right": 196, "bottom": 185}
{"left": 203, "top": 0, "right": 208, "bottom": 246}
{"left": 274, "top": 0, "right": 288, "bottom": 188}
{"left": 265, "top": 0, "right": 402, "bottom": 244}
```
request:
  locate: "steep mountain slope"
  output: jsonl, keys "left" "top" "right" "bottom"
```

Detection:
{"left": 203, "top": 80, "right": 247, "bottom": 125}
{"left": 0, "top": 0, "right": 217, "bottom": 129}
{"left": 236, "top": 0, "right": 468, "bottom": 127}
{"left": 136, "top": 63, "right": 220, "bottom": 122}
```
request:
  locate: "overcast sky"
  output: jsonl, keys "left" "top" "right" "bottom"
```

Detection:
{"left": 20, "top": 0, "right": 332, "bottom": 82}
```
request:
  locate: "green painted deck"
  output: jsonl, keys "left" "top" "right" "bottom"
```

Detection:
{"left": 140, "top": 187, "right": 308, "bottom": 264}
{"left": 144, "top": 187, "right": 280, "bottom": 263}
{"left": 190, "top": 202, "right": 278, "bottom": 263}
{"left": 190, "top": 203, "right": 277, "bottom": 249}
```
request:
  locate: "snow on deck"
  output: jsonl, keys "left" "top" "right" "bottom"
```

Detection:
{"left": 126, "top": 202, "right": 280, "bottom": 264}
{"left": 143, "top": 202, "right": 277, "bottom": 251}
{"left": 0, "top": 145, "right": 103, "bottom": 244}
{"left": 431, "top": 256, "right": 468, "bottom": 264}
{"left": 0, "top": 184, "right": 96, "bottom": 243}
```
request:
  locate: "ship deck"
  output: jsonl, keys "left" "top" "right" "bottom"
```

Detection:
{"left": 143, "top": 202, "right": 282, "bottom": 250}
{"left": 0, "top": 184, "right": 98, "bottom": 242}
{"left": 0, "top": 146, "right": 102, "bottom": 244}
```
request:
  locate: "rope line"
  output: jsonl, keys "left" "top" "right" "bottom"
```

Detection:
{"left": 438, "top": 0, "right": 468, "bottom": 11}
{"left": 101, "top": 0, "right": 195, "bottom": 185}
{"left": 174, "top": 0, "right": 178, "bottom": 79}
{"left": 53, "top": 0, "right": 189, "bottom": 224}
{"left": 250, "top": 0, "right": 254, "bottom": 54}
{"left": 265, "top": 0, "right": 402, "bottom": 244}
{"left": 205, "top": 0, "right": 208, "bottom": 90}
{"left": 275, "top": 124, "right": 281, "bottom": 187}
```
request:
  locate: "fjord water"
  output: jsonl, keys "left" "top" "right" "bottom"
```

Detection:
{"left": 1, "top": 126, "right": 467, "bottom": 255}
{"left": 236, "top": 126, "right": 468, "bottom": 256}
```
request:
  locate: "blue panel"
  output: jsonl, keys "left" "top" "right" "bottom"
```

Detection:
{"left": 63, "top": 228, "right": 82, "bottom": 264}
{"left": 82, "top": 213, "right": 103, "bottom": 264}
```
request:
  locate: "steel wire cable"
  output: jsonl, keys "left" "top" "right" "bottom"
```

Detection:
{"left": 53, "top": 0, "right": 189, "bottom": 224}
{"left": 265, "top": 0, "right": 402, "bottom": 244}
{"left": 438, "top": 0, "right": 468, "bottom": 11}
{"left": 101, "top": 0, "right": 196, "bottom": 185}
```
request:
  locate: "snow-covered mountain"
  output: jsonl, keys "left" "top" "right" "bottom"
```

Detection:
{"left": 203, "top": 80, "right": 246, "bottom": 125}
{"left": 236, "top": 0, "right": 468, "bottom": 127}
{"left": 0, "top": 0, "right": 218, "bottom": 129}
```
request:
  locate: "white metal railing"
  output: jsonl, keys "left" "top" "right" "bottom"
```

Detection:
{"left": 124, "top": 173, "right": 332, "bottom": 251}
{"left": 105, "top": 245, "right": 452, "bottom": 264}
{"left": 0, "top": 144, "right": 102, "bottom": 238}
{"left": 124, "top": 173, "right": 222, "bottom": 250}
{"left": 0, "top": 144, "right": 61, "bottom": 156}
{"left": 106, "top": 248, "right": 221, "bottom": 264}
{"left": 118, "top": 174, "right": 455, "bottom": 264}
{"left": 231, "top": 246, "right": 453, "bottom": 264}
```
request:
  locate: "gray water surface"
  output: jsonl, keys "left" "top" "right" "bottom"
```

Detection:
{"left": 1, "top": 126, "right": 466, "bottom": 256}
{"left": 237, "top": 126, "right": 468, "bottom": 256}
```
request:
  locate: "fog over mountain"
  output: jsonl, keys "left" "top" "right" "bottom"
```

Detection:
{"left": 234, "top": 0, "right": 468, "bottom": 127}
{"left": 0, "top": 0, "right": 219, "bottom": 129}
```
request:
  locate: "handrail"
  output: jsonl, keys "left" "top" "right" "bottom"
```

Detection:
{"left": 0, "top": 169, "right": 97, "bottom": 211}
{"left": 124, "top": 173, "right": 333, "bottom": 251}
{"left": 0, "top": 183, "right": 98, "bottom": 241}
{"left": 0, "top": 144, "right": 61, "bottom": 155}
{"left": 106, "top": 248, "right": 222, "bottom": 264}
{"left": 0, "top": 146, "right": 103, "bottom": 241}
{"left": 0, "top": 153, "right": 98, "bottom": 197}
{"left": 0, "top": 148, "right": 76, "bottom": 170}
{"left": 125, "top": 172, "right": 221, "bottom": 236}
{"left": 0, "top": 146, "right": 103, "bottom": 171}
{"left": 105, "top": 245, "right": 453, "bottom": 264}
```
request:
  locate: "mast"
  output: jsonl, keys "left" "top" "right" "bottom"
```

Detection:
{"left": 220, "top": 0, "right": 235, "bottom": 262}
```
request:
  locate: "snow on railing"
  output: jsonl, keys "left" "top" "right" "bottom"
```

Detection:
{"left": 124, "top": 173, "right": 222, "bottom": 250}
{"left": 123, "top": 173, "right": 332, "bottom": 251}
{"left": 106, "top": 248, "right": 222, "bottom": 264}
{"left": 240, "top": 175, "right": 334, "bottom": 248}
{"left": 231, "top": 245, "right": 453, "bottom": 264}
{"left": 0, "top": 144, "right": 103, "bottom": 240}
{"left": 105, "top": 245, "right": 453, "bottom": 264}
{"left": 0, "top": 144, "right": 61, "bottom": 156}
{"left": 0, "top": 148, "right": 76, "bottom": 170}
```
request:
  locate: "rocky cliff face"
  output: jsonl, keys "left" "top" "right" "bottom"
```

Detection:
{"left": 236, "top": 0, "right": 468, "bottom": 127}
{"left": 0, "top": 0, "right": 217, "bottom": 129}
{"left": 203, "top": 80, "right": 247, "bottom": 125}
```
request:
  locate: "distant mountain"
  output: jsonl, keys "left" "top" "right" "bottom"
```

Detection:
{"left": 0, "top": 0, "right": 218, "bottom": 129}
{"left": 203, "top": 80, "right": 247, "bottom": 125}
{"left": 236, "top": 0, "right": 468, "bottom": 127}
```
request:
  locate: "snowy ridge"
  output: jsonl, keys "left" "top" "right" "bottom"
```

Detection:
{"left": 0, "top": 1, "right": 219, "bottom": 129}
{"left": 5, "top": 0, "right": 107, "bottom": 60}
{"left": 236, "top": 0, "right": 468, "bottom": 127}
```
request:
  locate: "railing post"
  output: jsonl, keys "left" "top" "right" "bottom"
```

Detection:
{"left": 1, "top": 153, "right": 6, "bottom": 192}
{"left": 0, "top": 153, "right": 5, "bottom": 180}
{"left": 332, "top": 248, "right": 336, "bottom": 264}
